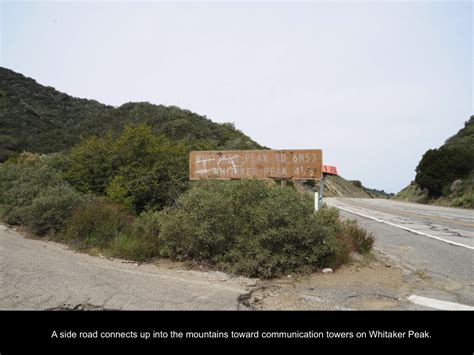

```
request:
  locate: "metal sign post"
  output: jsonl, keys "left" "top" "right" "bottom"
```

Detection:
{"left": 318, "top": 174, "right": 325, "bottom": 210}
{"left": 314, "top": 175, "right": 325, "bottom": 212}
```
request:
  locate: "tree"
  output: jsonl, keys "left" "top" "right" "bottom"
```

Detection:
{"left": 415, "top": 146, "right": 474, "bottom": 197}
{"left": 62, "top": 124, "right": 189, "bottom": 213}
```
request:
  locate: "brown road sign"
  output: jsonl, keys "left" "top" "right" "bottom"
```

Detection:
{"left": 189, "top": 149, "right": 322, "bottom": 180}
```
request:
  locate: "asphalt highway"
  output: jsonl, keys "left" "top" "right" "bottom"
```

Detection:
{"left": 326, "top": 198, "right": 474, "bottom": 307}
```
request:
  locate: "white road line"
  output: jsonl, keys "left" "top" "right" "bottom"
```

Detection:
{"left": 407, "top": 295, "right": 474, "bottom": 310}
{"left": 326, "top": 203, "right": 474, "bottom": 251}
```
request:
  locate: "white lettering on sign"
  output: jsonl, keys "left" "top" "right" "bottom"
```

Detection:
{"left": 189, "top": 150, "right": 322, "bottom": 180}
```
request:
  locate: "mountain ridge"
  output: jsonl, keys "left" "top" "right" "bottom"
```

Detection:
{"left": 0, "top": 66, "right": 262, "bottom": 161}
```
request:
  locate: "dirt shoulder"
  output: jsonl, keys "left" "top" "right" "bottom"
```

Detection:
{"left": 243, "top": 250, "right": 467, "bottom": 310}
{"left": 242, "top": 251, "right": 410, "bottom": 310}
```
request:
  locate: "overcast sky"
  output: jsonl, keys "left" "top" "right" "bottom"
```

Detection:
{"left": 1, "top": 1, "right": 472, "bottom": 193}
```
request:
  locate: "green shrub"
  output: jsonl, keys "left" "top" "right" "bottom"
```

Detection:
{"left": 22, "top": 184, "right": 86, "bottom": 236}
{"left": 61, "top": 135, "right": 117, "bottom": 195}
{"left": 61, "top": 200, "right": 164, "bottom": 260}
{"left": 61, "top": 200, "right": 132, "bottom": 249}
{"left": 0, "top": 153, "right": 75, "bottom": 226}
{"left": 457, "top": 187, "right": 474, "bottom": 208}
{"left": 415, "top": 146, "right": 474, "bottom": 197}
{"left": 62, "top": 124, "right": 189, "bottom": 213}
{"left": 110, "top": 211, "right": 162, "bottom": 261}
{"left": 342, "top": 220, "right": 375, "bottom": 254}
{"left": 109, "top": 234, "right": 151, "bottom": 261}
{"left": 157, "top": 179, "right": 358, "bottom": 278}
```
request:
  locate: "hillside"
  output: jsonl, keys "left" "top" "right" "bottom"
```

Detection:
{"left": 0, "top": 67, "right": 261, "bottom": 162}
{"left": 445, "top": 116, "right": 474, "bottom": 148}
{"left": 323, "top": 176, "right": 372, "bottom": 198}
{"left": 395, "top": 116, "right": 474, "bottom": 208}
{"left": 0, "top": 68, "right": 377, "bottom": 278}
{"left": 0, "top": 67, "right": 110, "bottom": 161}
{"left": 297, "top": 175, "right": 388, "bottom": 199}
{"left": 0, "top": 67, "right": 386, "bottom": 200}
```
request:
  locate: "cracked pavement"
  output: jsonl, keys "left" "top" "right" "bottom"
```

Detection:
{"left": 325, "top": 198, "right": 474, "bottom": 307}
{"left": 0, "top": 225, "right": 255, "bottom": 310}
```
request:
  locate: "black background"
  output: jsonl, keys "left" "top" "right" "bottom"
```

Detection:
{"left": 0, "top": 310, "right": 471, "bottom": 353}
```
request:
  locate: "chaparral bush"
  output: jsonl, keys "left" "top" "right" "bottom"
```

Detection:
{"left": 157, "top": 179, "right": 372, "bottom": 278}
{"left": 0, "top": 153, "right": 85, "bottom": 234}
{"left": 61, "top": 199, "right": 133, "bottom": 249}
{"left": 22, "top": 184, "right": 86, "bottom": 236}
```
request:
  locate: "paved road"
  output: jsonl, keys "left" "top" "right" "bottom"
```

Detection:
{"left": 326, "top": 198, "right": 474, "bottom": 307}
{"left": 0, "top": 225, "right": 253, "bottom": 310}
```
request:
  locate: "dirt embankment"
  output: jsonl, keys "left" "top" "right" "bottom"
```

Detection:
{"left": 297, "top": 175, "right": 372, "bottom": 198}
{"left": 323, "top": 175, "right": 372, "bottom": 198}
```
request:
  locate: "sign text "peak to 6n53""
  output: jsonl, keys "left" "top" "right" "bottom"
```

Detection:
{"left": 189, "top": 150, "right": 322, "bottom": 180}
